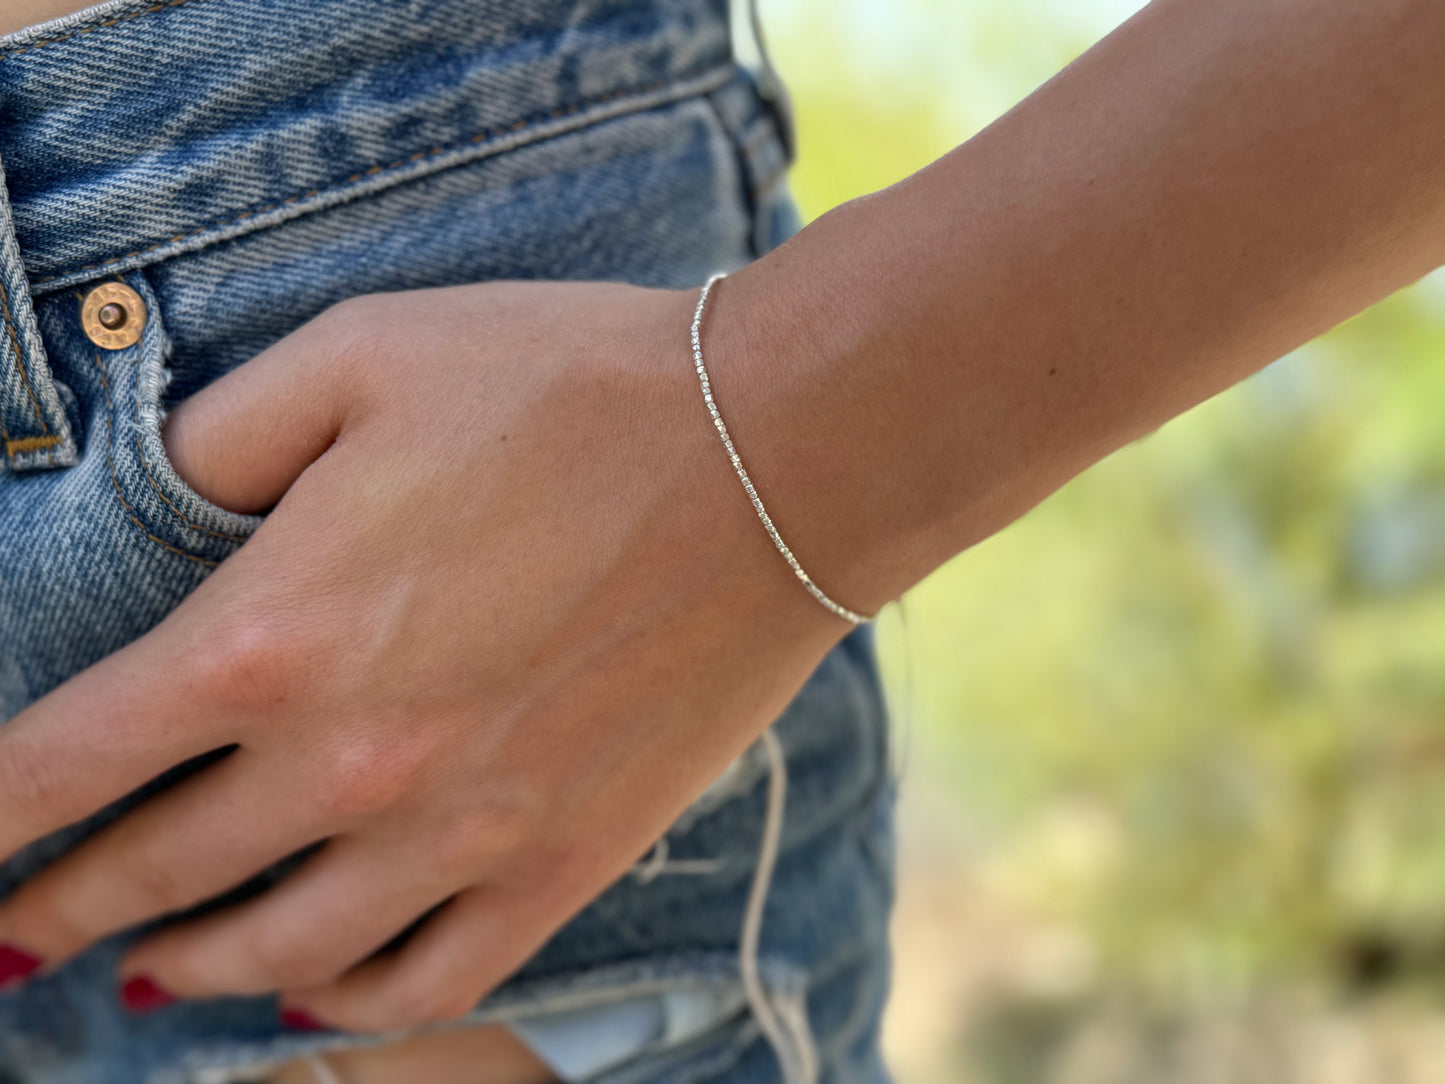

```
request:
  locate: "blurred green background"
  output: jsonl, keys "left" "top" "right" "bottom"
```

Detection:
{"left": 763, "top": 1, "right": 1445, "bottom": 1081}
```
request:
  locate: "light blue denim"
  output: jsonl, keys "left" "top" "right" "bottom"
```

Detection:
{"left": 0, "top": 1, "right": 897, "bottom": 1082}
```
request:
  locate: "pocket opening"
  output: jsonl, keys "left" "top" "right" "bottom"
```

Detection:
{"left": 91, "top": 272, "right": 263, "bottom": 565}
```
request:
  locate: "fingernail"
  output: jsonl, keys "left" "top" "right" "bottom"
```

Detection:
{"left": 0, "top": 944, "right": 43, "bottom": 986}
{"left": 120, "top": 975, "right": 176, "bottom": 1013}
{"left": 280, "top": 1007, "right": 327, "bottom": 1032}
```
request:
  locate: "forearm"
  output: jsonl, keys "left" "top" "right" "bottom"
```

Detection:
{"left": 709, "top": 0, "right": 1445, "bottom": 614}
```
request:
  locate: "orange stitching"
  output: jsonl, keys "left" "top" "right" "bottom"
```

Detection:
{"left": 0, "top": 278, "right": 49, "bottom": 429}
{"left": 33, "top": 65, "right": 731, "bottom": 290}
{"left": 92, "top": 348, "right": 217, "bottom": 567}
{"left": 0, "top": 0, "right": 202, "bottom": 60}
{"left": 4, "top": 434, "right": 63, "bottom": 456}
{"left": 105, "top": 446, "right": 217, "bottom": 566}
{"left": 0, "top": 378, "right": 11, "bottom": 453}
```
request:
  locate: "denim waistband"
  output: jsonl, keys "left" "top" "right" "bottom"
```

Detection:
{"left": 0, "top": 0, "right": 735, "bottom": 470}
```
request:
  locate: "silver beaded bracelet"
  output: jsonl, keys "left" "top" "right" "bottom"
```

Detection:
{"left": 690, "top": 272, "right": 874, "bottom": 625}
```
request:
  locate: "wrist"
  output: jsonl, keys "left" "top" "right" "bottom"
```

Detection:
{"left": 619, "top": 284, "right": 853, "bottom": 647}
{"left": 697, "top": 203, "right": 961, "bottom": 616}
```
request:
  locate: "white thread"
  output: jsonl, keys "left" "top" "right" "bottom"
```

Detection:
{"left": 690, "top": 273, "right": 874, "bottom": 626}
{"left": 631, "top": 835, "right": 726, "bottom": 883}
{"left": 740, "top": 729, "right": 818, "bottom": 1084}
{"left": 303, "top": 1055, "right": 342, "bottom": 1084}
{"left": 772, "top": 986, "right": 821, "bottom": 1084}
{"left": 633, "top": 836, "right": 672, "bottom": 883}
{"left": 654, "top": 858, "right": 728, "bottom": 875}
{"left": 291, "top": 736, "right": 806, "bottom": 1084}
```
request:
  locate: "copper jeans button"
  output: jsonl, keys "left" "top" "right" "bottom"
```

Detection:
{"left": 80, "top": 282, "right": 147, "bottom": 349}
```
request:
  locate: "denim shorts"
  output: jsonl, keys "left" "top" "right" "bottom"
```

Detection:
{"left": 0, "top": 1, "right": 896, "bottom": 1081}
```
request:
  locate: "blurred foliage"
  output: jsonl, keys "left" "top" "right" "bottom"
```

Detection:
{"left": 767, "top": 0, "right": 1445, "bottom": 1079}
{"left": 889, "top": 289, "right": 1445, "bottom": 990}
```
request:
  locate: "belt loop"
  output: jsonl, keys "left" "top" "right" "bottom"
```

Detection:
{"left": 0, "top": 152, "right": 76, "bottom": 473}
{"left": 743, "top": 0, "right": 797, "bottom": 167}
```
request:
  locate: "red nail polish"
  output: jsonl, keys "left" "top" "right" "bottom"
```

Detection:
{"left": 280, "top": 1007, "right": 327, "bottom": 1032}
{"left": 0, "top": 944, "right": 42, "bottom": 986}
{"left": 120, "top": 975, "right": 176, "bottom": 1012}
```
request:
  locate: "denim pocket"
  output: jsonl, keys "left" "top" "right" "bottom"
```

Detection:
{"left": 154, "top": 952, "right": 817, "bottom": 1084}
{"left": 70, "top": 272, "right": 262, "bottom": 569}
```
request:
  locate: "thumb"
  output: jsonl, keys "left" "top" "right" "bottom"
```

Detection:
{"left": 162, "top": 322, "right": 349, "bottom": 516}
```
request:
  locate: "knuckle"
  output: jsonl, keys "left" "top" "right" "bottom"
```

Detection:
{"left": 195, "top": 611, "right": 309, "bottom": 715}
{"left": 316, "top": 294, "right": 375, "bottom": 341}
{"left": 429, "top": 811, "right": 517, "bottom": 878}
{"left": 315, "top": 734, "right": 429, "bottom": 821}
{"left": 427, "top": 827, "right": 485, "bottom": 881}
{"left": 447, "top": 795, "right": 541, "bottom": 869}
{"left": 313, "top": 296, "right": 394, "bottom": 377}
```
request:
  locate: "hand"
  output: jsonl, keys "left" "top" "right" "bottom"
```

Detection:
{"left": 0, "top": 280, "right": 847, "bottom": 1031}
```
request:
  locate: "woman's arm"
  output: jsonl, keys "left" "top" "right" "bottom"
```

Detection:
{"left": 709, "top": 0, "right": 1445, "bottom": 612}
{"left": 0, "top": 0, "right": 1441, "bottom": 1034}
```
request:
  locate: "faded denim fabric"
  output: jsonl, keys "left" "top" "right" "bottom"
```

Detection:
{"left": 0, "top": 1, "right": 896, "bottom": 1082}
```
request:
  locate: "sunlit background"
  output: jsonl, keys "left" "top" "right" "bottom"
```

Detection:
{"left": 762, "top": 1, "right": 1445, "bottom": 1081}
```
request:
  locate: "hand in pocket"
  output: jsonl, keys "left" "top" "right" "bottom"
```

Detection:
{"left": 0, "top": 281, "right": 845, "bottom": 1032}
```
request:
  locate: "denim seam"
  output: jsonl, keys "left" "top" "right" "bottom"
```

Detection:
{"left": 0, "top": 280, "right": 46, "bottom": 428}
{"left": 0, "top": 0, "right": 200, "bottom": 59}
{"left": 92, "top": 347, "right": 219, "bottom": 567}
{"left": 0, "top": 274, "right": 59, "bottom": 466}
{"left": 702, "top": 91, "right": 765, "bottom": 262}
{"left": 702, "top": 90, "right": 790, "bottom": 264}
{"left": 740, "top": 114, "right": 787, "bottom": 202}
{"left": 815, "top": 823, "right": 895, "bottom": 1071}
{"left": 705, "top": 87, "right": 787, "bottom": 202}
{"left": 738, "top": 119, "right": 777, "bottom": 164}
{"left": 817, "top": 950, "right": 888, "bottom": 1082}
{"left": 134, "top": 431, "right": 249, "bottom": 544}
{"left": 31, "top": 62, "right": 739, "bottom": 295}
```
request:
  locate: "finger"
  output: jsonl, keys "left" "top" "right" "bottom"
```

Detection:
{"left": 162, "top": 302, "right": 361, "bottom": 515}
{"left": 120, "top": 834, "right": 462, "bottom": 1002}
{"left": 268, "top": 1025, "right": 557, "bottom": 1084}
{"left": 0, "top": 614, "right": 238, "bottom": 863}
{"left": 0, "top": 749, "right": 328, "bottom": 971}
{"left": 279, "top": 884, "right": 567, "bottom": 1034}
{"left": 268, "top": 1029, "right": 554, "bottom": 1084}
